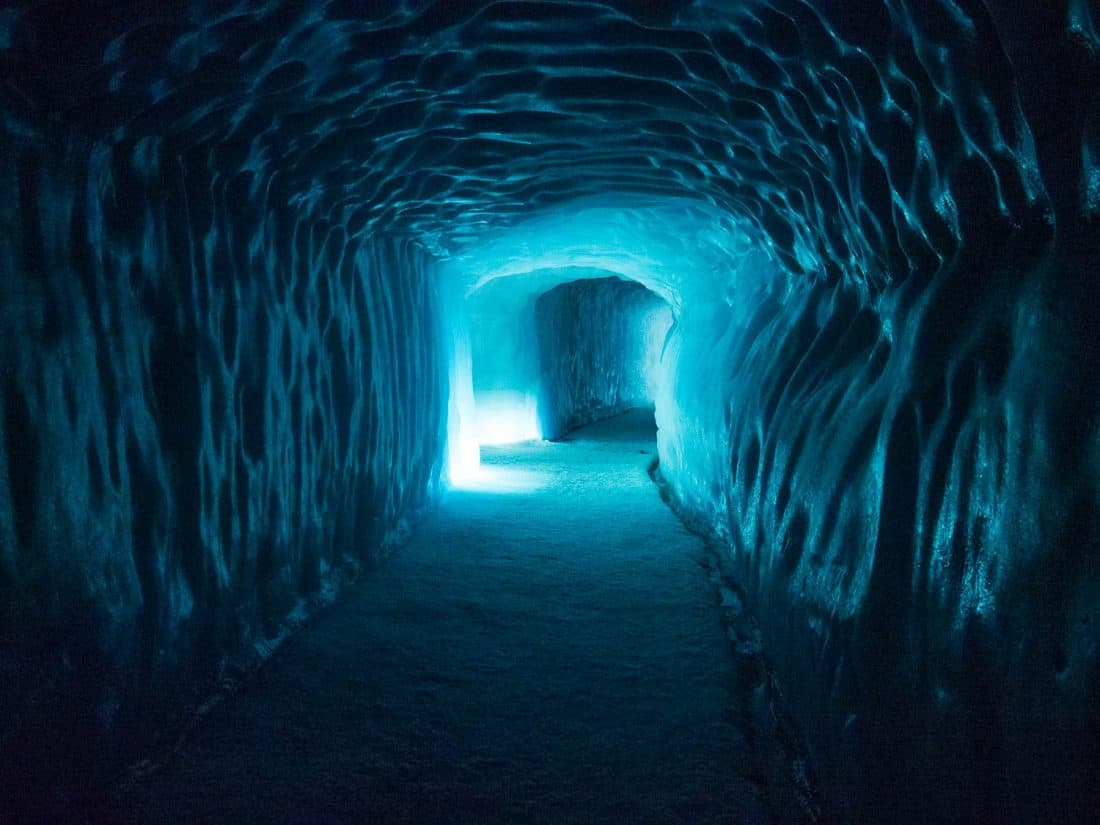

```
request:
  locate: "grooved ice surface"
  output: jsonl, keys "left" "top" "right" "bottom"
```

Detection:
{"left": 536, "top": 277, "right": 669, "bottom": 439}
{"left": 0, "top": 0, "right": 1069, "bottom": 278}
{"left": 0, "top": 108, "right": 447, "bottom": 808}
{"left": 1, "top": 0, "right": 1098, "bottom": 820}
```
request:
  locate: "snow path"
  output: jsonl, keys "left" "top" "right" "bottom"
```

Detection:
{"left": 116, "top": 410, "right": 798, "bottom": 823}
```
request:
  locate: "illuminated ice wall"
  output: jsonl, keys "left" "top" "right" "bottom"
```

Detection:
{"left": 461, "top": 265, "right": 670, "bottom": 445}
{"left": 2, "top": 0, "right": 1098, "bottom": 819}
{"left": 536, "top": 276, "right": 670, "bottom": 439}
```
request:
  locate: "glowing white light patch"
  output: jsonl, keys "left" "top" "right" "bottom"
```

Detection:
{"left": 443, "top": 298, "right": 482, "bottom": 486}
{"left": 448, "top": 464, "right": 549, "bottom": 494}
{"left": 475, "top": 391, "right": 541, "bottom": 445}
{"left": 641, "top": 302, "right": 673, "bottom": 399}
{"left": 447, "top": 432, "right": 482, "bottom": 486}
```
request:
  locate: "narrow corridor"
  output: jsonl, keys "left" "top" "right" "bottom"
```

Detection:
{"left": 113, "top": 411, "right": 801, "bottom": 823}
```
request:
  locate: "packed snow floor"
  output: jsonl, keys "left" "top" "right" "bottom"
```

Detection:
{"left": 113, "top": 410, "right": 804, "bottom": 823}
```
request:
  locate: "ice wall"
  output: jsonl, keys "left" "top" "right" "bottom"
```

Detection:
{"left": 0, "top": 106, "right": 447, "bottom": 811}
{"left": 658, "top": 245, "right": 1100, "bottom": 819}
{"left": 463, "top": 270, "right": 670, "bottom": 445}
{"left": 465, "top": 279, "right": 545, "bottom": 444}
{"left": 647, "top": 7, "right": 1100, "bottom": 820}
{"left": 536, "top": 277, "right": 670, "bottom": 439}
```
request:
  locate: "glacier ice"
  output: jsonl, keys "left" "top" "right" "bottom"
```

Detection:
{"left": 535, "top": 276, "right": 671, "bottom": 439}
{"left": 1, "top": 0, "right": 1098, "bottom": 820}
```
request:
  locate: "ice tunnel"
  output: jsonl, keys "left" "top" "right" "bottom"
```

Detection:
{"left": 1, "top": 0, "right": 1098, "bottom": 820}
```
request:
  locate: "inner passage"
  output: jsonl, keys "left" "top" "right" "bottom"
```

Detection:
{"left": 466, "top": 273, "right": 672, "bottom": 447}
{"left": 115, "top": 410, "right": 803, "bottom": 822}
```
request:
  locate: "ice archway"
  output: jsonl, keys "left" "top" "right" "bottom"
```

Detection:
{"left": 442, "top": 198, "right": 762, "bottom": 472}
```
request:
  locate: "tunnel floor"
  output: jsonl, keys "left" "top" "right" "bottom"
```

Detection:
{"left": 111, "top": 409, "right": 803, "bottom": 823}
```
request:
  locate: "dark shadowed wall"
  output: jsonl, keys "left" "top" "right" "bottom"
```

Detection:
{"left": 0, "top": 105, "right": 447, "bottom": 811}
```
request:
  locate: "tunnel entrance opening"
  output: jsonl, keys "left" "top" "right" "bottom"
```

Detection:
{"left": 533, "top": 276, "right": 671, "bottom": 442}
{"left": 458, "top": 271, "right": 671, "bottom": 453}
{"left": 438, "top": 196, "right": 762, "bottom": 490}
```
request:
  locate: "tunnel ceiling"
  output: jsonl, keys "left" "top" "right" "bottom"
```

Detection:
{"left": 1, "top": 0, "right": 1085, "bottom": 289}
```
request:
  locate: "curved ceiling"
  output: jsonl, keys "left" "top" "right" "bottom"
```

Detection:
{"left": 451, "top": 198, "right": 772, "bottom": 306}
{"left": 2, "top": 0, "right": 1056, "bottom": 290}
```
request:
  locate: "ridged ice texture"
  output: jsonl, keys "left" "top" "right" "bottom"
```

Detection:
{"left": 0, "top": 108, "right": 446, "bottom": 807}
{"left": 2, "top": 0, "right": 1099, "bottom": 819}
{"left": 657, "top": 242, "right": 1100, "bottom": 819}
{"left": 536, "top": 277, "right": 669, "bottom": 439}
{"left": 1, "top": 0, "right": 1080, "bottom": 277}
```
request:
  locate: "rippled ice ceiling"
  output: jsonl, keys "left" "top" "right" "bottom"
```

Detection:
{"left": 6, "top": 0, "right": 1080, "bottom": 288}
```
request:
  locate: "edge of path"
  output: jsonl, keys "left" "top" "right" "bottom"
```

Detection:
{"left": 648, "top": 456, "right": 826, "bottom": 824}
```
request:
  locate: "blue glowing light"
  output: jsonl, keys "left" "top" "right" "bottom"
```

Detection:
{"left": 475, "top": 391, "right": 542, "bottom": 445}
